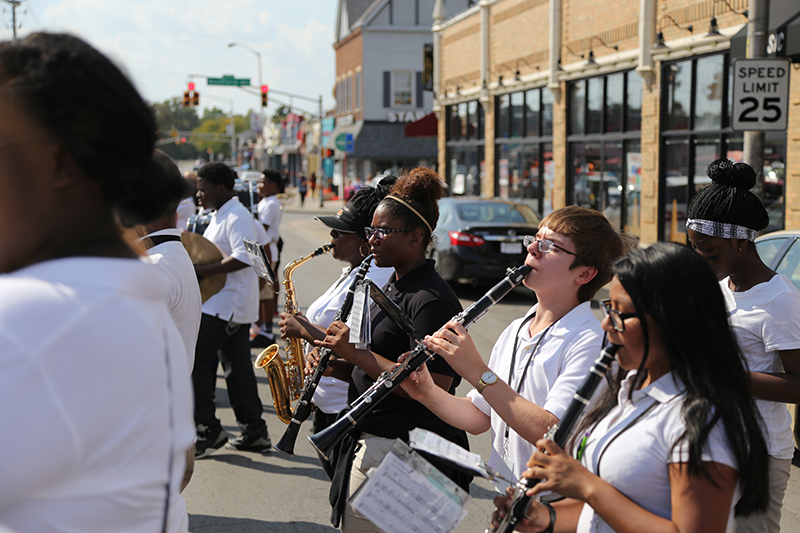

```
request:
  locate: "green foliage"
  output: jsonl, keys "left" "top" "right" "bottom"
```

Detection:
{"left": 272, "top": 104, "right": 291, "bottom": 124}
{"left": 151, "top": 97, "right": 201, "bottom": 159}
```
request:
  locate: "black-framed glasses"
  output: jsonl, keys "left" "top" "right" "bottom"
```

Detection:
{"left": 523, "top": 235, "right": 577, "bottom": 256}
{"left": 601, "top": 300, "right": 638, "bottom": 332}
{"left": 364, "top": 226, "right": 413, "bottom": 241}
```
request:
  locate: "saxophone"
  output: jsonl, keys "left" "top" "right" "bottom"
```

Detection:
{"left": 254, "top": 244, "right": 333, "bottom": 424}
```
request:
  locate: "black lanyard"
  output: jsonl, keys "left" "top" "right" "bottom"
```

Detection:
{"left": 503, "top": 312, "right": 555, "bottom": 442}
{"left": 594, "top": 399, "right": 658, "bottom": 477}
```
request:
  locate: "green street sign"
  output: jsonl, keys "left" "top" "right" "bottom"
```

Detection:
{"left": 335, "top": 133, "right": 348, "bottom": 151}
{"left": 207, "top": 75, "right": 251, "bottom": 87}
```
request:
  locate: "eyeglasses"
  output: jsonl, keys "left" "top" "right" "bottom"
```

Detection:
{"left": 601, "top": 300, "right": 638, "bottom": 332}
{"left": 523, "top": 235, "right": 577, "bottom": 256}
{"left": 364, "top": 226, "right": 413, "bottom": 241}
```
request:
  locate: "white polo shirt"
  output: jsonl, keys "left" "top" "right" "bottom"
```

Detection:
{"left": 0, "top": 257, "right": 194, "bottom": 533}
{"left": 467, "top": 301, "right": 602, "bottom": 479}
{"left": 257, "top": 195, "right": 283, "bottom": 262}
{"left": 142, "top": 228, "right": 202, "bottom": 367}
{"left": 306, "top": 261, "right": 394, "bottom": 413}
{"left": 202, "top": 197, "right": 259, "bottom": 324}
{"left": 576, "top": 371, "right": 738, "bottom": 533}
{"left": 720, "top": 273, "right": 800, "bottom": 460}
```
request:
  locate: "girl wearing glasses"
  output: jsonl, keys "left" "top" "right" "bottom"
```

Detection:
{"left": 686, "top": 158, "right": 800, "bottom": 533}
{"left": 400, "top": 206, "right": 623, "bottom": 485}
{"left": 493, "top": 242, "right": 768, "bottom": 533}
{"left": 315, "top": 167, "right": 471, "bottom": 532}
{"left": 279, "top": 178, "right": 396, "bottom": 478}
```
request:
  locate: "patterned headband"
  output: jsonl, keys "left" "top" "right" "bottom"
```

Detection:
{"left": 385, "top": 195, "right": 433, "bottom": 233}
{"left": 686, "top": 218, "right": 757, "bottom": 242}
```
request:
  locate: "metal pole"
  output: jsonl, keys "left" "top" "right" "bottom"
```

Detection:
{"left": 318, "top": 95, "right": 325, "bottom": 207}
{"left": 743, "top": 0, "right": 769, "bottom": 202}
{"left": 5, "top": 0, "right": 21, "bottom": 40}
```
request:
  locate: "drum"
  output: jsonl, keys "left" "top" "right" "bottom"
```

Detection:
{"left": 234, "top": 179, "right": 260, "bottom": 216}
{"left": 187, "top": 211, "right": 213, "bottom": 235}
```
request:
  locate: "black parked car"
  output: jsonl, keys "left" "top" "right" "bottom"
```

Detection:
{"left": 430, "top": 197, "right": 541, "bottom": 285}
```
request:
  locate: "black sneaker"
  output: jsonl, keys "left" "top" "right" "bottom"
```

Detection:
{"left": 195, "top": 425, "right": 228, "bottom": 459}
{"left": 250, "top": 332, "right": 276, "bottom": 348}
{"left": 226, "top": 431, "right": 272, "bottom": 453}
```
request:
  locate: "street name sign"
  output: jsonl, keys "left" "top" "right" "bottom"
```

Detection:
{"left": 208, "top": 75, "right": 251, "bottom": 87}
{"left": 732, "top": 58, "right": 790, "bottom": 131}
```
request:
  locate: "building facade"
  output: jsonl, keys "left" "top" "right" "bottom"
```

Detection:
{"left": 328, "top": 0, "right": 477, "bottom": 187}
{"left": 435, "top": 0, "right": 800, "bottom": 244}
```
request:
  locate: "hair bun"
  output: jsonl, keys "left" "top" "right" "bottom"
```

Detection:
{"left": 706, "top": 158, "right": 756, "bottom": 191}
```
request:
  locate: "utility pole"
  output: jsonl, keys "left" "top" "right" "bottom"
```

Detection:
{"left": 743, "top": 0, "right": 769, "bottom": 201}
{"left": 4, "top": 0, "right": 22, "bottom": 40}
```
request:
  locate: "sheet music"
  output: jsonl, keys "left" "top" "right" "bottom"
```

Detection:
{"left": 348, "top": 282, "right": 371, "bottom": 349}
{"left": 409, "top": 428, "right": 492, "bottom": 479}
{"left": 350, "top": 442, "right": 469, "bottom": 533}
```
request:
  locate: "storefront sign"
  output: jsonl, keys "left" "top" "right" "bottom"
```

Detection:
{"left": 387, "top": 111, "right": 429, "bottom": 123}
{"left": 732, "top": 58, "right": 790, "bottom": 131}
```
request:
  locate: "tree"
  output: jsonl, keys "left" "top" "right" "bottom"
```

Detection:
{"left": 193, "top": 114, "right": 250, "bottom": 159}
{"left": 271, "top": 104, "right": 291, "bottom": 124}
{"left": 151, "top": 97, "right": 202, "bottom": 160}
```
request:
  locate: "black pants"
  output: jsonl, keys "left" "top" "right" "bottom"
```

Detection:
{"left": 192, "top": 313, "right": 267, "bottom": 436}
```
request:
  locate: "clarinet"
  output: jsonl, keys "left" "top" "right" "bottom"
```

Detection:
{"left": 272, "top": 254, "right": 374, "bottom": 456}
{"left": 487, "top": 343, "right": 619, "bottom": 533}
{"left": 308, "top": 264, "right": 533, "bottom": 461}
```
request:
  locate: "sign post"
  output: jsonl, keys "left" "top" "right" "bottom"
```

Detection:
{"left": 732, "top": 58, "right": 790, "bottom": 132}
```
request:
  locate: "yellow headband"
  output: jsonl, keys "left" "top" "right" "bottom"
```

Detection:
{"left": 385, "top": 195, "right": 433, "bottom": 234}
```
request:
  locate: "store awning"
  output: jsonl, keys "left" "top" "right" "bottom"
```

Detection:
{"left": 730, "top": 0, "right": 800, "bottom": 60}
{"left": 404, "top": 112, "right": 438, "bottom": 137}
{"left": 351, "top": 122, "right": 437, "bottom": 159}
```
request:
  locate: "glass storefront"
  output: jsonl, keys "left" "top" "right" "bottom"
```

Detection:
{"left": 446, "top": 100, "right": 485, "bottom": 196}
{"left": 495, "top": 87, "right": 555, "bottom": 215}
{"left": 567, "top": 70, "right": 642, "bottom": 235}
{"left": 660, "top": 53, "right": 786, "bottom": 241}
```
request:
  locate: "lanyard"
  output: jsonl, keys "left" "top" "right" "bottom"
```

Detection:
{"left": 502, "top": 312, "right": 555, "bottom": 454}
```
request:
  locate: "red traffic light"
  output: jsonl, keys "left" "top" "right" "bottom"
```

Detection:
{"left": 260, "top": 84, "right": 269, "bottom": 93}
{"left": 188, "top": 82, "right": 196, "bottom": 91}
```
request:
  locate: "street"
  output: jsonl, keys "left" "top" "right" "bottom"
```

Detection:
{"left": 183, "top": 197, "right": 800, "bottom": 532}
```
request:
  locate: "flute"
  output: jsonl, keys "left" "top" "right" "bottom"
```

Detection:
{"left": 487, "top": 343, "right": 619, "bottom": 533}
{"left": 308, "top": 264, "right": 533, "bottom": 461}
{"left": 272, "top": 254, "right": 374, "bottom": 456}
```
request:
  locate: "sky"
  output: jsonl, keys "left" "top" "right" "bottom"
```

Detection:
{"left": 1, "top": 0, "right": 339, "bottom": 119}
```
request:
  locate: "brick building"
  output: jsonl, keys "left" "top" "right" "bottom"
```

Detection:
{"left": 434, "top": 0, "right": 800, "bottom": 244}
{"left": 327, "top": 0, "right": 477, "bottom": 186}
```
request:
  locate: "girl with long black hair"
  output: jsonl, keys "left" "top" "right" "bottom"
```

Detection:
{"left": 492, "top": 243, "right": 768, "bottom": 533}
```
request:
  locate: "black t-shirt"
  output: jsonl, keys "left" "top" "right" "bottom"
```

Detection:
{"left": 348, "top": 260, "right": 472, "bottom": 489}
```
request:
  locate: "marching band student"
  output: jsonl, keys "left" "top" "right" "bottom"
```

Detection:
{"left": 315, "top": 168, "right": 471, "bottom": 532}
{"left": 402, "top": 206, "right": 624, "bottom": 482}
{"left": 492, "top": 243, "right": 769, "bottom": 533}
{"left": 279, "top": 177, "right": 396, "bottom": 478}
{"left": 687, "top": 158, "right": 800, "bottom": 533}
{"left": 0, "top": 32, "right": 194, "bottom": 532}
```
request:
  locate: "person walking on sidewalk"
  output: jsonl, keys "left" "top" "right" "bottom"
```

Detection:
{"left": 193, "top": 162, "right": 271, "bottom": 458}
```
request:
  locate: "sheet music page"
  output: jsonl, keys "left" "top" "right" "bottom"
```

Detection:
{"left": 350, "top": 450, "right": 469, "bottom": 533}
{"left": 348, "top": 282, "right": 371, "bottom": 349}
{"left": 409, "top": 428, "right": 490, "bottom": 479}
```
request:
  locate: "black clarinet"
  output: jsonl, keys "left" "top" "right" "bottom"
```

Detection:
{"left": 308, "top": 264, "right": 533, "bottom": 461}
{"left": 273, "top": 254, "right": 374, "bottom": 456}
{"left": 488, "top": 343, "right": 619, "bottom": 533}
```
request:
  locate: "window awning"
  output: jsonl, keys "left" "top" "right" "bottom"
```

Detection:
{"left": 324, "top": 121, "right": 364, "bottom": 151}
{"left": 404, "top": 112, "right": 438, "bottom": 137}
{"left": 324, "top": 120, "right": 437, "bottom": 159}
{"left": 730, "top": 0, "right": 800, "bottom": 60}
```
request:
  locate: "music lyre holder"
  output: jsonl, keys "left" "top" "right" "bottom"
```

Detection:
{"left": 243, "top": 237, "right": 277, "bottom": 285}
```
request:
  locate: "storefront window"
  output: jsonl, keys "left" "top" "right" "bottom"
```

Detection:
{"left": 695, "top": 55, "right": 724, "bottom": 131}
{"left": 567, "top": 70, "right": 643, "bottom": 235}
{"left": 665, "top": 62, "right": 691, "bottom": 130}
{"left": 448, "top": 145, "right": 484, "bottom": 196}
{"left": 495, "top": 88, "right": 554, "bottom": 214}
{"left": 446, "top": 100, "right": 485, "bottom": 196}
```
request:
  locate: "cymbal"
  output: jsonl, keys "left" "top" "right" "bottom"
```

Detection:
{"left": 181, "top": 232, "right": 226, "bottom": 302}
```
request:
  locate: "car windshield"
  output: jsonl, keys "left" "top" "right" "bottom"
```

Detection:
{"left": 455, "top": 202, "right": 539, "bottom": 224}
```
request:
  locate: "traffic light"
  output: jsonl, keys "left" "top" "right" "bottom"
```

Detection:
{"left": 192, "top": 91, "right": 199, "bottom": 107}
{"left": 182, "top": 91, "right": 191, "bottom": 107}
{"left": 261, "top": 84, "right": 268, "bottom": 107}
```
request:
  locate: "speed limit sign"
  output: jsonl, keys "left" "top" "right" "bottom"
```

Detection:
{"left": 732, "top": 58, "right": 790, "bottom": 131}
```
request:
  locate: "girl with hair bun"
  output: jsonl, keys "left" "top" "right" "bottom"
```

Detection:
{"left": 687, "top": 157, "right": 800, "bottom": 533}
{"left": 0, "top": 33, "right": 193, "bottom": 532}
{"left": 315, "top": 167, "right": 471, "bottom": 531}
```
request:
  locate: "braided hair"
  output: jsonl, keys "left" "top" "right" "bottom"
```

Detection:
{"left": 687, "top": 158, "right": 768, "bottom": 232}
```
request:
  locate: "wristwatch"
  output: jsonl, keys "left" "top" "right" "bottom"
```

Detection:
{"left": 476, "top": 371, "right": 498, "bottom": 394}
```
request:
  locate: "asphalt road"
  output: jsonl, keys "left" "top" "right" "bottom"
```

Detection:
{"left": 183, "top": 194, "right": 800, "bottom": 532}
